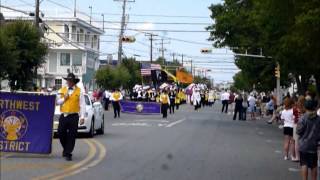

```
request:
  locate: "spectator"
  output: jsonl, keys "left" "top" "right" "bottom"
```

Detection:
{"left": 297, "top": 96, "right": 320, "bottom": 180}
{"left": 233, "top": 93, "right": 243, "bottom": 121}
{"left": 221, "top": 90, "right": 230, "bottom": 113}
{"left": 242, "top": 94, "right": 249, "bottom": 121}
{"left": 248, "top": 94, "right": 256, "bottom": 120}
{"left": 281, "top": 98, "right": 295, "bottom": 161}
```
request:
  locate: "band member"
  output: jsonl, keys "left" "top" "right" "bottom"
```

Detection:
{"left": 111, "top": 89, "right": 123, "bottom": 118}
{"left": 175, "top": 89, "right": 181, "bottom": 110}
{"left": 192, "top": 88, "right": 201, "bottom": 111}
{"left": 160, "top": 90, "right": 170, "bottom": 118}
{"left": 103, "top": 89, "right": 111, "bottom": 111}
{"left": 56, "top": 73, "right": 85, "bottom": 161}
{"left": 169, "top": 90, "right": 176, "bottom": 114}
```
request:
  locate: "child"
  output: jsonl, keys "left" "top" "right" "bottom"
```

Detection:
{"left": 297, "top": 96, "right": 320, "bottom": 180}
{"left": 281, "top": 98, "right": 295, "bottom": 160}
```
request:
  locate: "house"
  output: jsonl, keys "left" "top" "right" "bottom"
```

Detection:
{"left": 2, "top": 11, "right": 104, "bottom": 91}
{"left": 39, "top": 17, "right": 104, "bottom": 91}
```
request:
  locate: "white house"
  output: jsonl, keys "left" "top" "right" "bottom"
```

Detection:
{"left": 2, "top": 11, "right": 104, "bottom": 91}
{"left": 39, "top": 17, "right": 104, "bottom": 91}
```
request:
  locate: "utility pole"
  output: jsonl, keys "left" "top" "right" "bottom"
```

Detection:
{"left": 89, "top": 6, "right": 92, "bottom": 24}
{"left": 172, "top": 53, "right": 175, "bottom": 62}
{"left": 34, "top": 0, "right": 40, "bottom": 28}
{"left": 156, "top": 38, "right": 170, "bottom": 64}
{"left": 73, "top": 0, "right": 77, "bottom": 17}
{"left": 275, "top": 62, "right": 281, "bottom": 106}
{"left": 114, "top": 0, "right": 135, "bottom": 64}
{"left": 191, "top": 59, "right": 193, "bottom": 76}
{"left": 145, "top": 33, "right": 158, "bottom": 63}
{"left": 181, "top": 54, "right": 184, "bottom": 66}
{"left": 101, "top": 13, "right": 105, "bottom": 31}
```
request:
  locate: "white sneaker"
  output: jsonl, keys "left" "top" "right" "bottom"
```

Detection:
{"left": 284, "top": 156, "right": 289, "bottom": 160}
{"left": 278, "top": 125, "right": 284, "bottom": 129}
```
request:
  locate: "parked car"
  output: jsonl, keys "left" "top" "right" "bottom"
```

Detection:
{"left": 53, "top": 94, "right": 105, "bottom": 137}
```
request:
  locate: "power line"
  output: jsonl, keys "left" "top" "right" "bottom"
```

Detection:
{"left": 92, "top": 12, "right": 209, "bottom": 19}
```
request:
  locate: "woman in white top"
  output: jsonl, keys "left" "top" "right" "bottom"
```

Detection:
{"left": 280, "top": 98, "right": 295, "bottom": 160}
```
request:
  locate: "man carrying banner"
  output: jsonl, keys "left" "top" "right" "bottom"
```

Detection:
{"left": 56, "top": 73, "right": 85, "bottom": 161}
{"left": 111, "top": 89, "right": 123, "bottom": 118}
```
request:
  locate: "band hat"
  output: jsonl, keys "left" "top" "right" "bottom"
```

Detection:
{"left": 63, "top": 73, "right": 80, "bottom": 84}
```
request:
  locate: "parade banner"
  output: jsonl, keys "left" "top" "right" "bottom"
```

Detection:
{"left": 176, "top": 70, "right": 193, "bottom": 84}
{"left": 120, "top": 101, "right": 161, "bottom": 114}
{"left": 0, "top": 92, "right": 56, "bottom": 154}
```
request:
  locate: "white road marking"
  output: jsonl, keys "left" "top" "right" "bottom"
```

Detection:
{"left": 266, "top": 139, "right": 272, "bottom": 143}
{"left": 258, "top": 131, "right": 264, "bottom": 135}
{"left": 134, "top": 119, "right": 169, "bottom": 123}
{"left": 274, "top": 150, "right": 282, "bottom": 154}
{"left": 166, "top": 118, "right": 186, "bottom": 128}
{"left": 288, "top": 168, "right": 300, "bottom": 172}
{"left": 111, "top": 122, "right": 151, "bottom": 127}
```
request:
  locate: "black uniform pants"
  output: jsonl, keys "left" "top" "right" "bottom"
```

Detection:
{"left": 112, "top": 101, "right": 121, "bottom": 118}
{"left": 58, "top": 114, "right": 79, "bottom": 157}
{"left": 104, "top": 98, "right": 110, "bottom": 111}
{"left": 161, "top": 104, "right": 169, "bottom": 118}
{"left": 169, "top": 100, "right": 175, "bottom": 114}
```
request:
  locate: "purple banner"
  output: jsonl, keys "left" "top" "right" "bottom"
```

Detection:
{"left": 120, "top": 101, "right": 161, "bottom": 114}
{"left": 0, "top": 92, "right": 56, "bottom": 154}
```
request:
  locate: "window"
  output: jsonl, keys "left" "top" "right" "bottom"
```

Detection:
{"left": 72, "top": 53, "right": 82, "bottom": 66}
{"left": 85, "top": 32, "right": 90, "bottom": 46}
{"left": 92, "top": 35, "right": 98, "bottom": 49}
{"left": 55, "top": 79, "right": 62, "bottom": 89}
{"left": 64, "top": 24, "right": 69, "bottom": 39}
{"left": 71, "top": 25, "right": 76, "bottom": 40}
{"left": 60, "top": 53, "right": 70, "bottom": 66}
{"left": 80, "top": 29, "right": 84, "bottom": 43}
{"left": 76, "top": 30, "right": 80, "bottom": 42}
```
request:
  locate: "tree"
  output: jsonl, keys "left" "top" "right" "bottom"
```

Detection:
{"left": 95, "top": 64, "right": 131, "bottom": 90}
{"left": 121, "top": 58, "right": 142, "bottom": 89}
{"left": 207, "top": 0, "right": 320, "bottom": 95}
{"left": 0, "top": 27, "right": 18, "bottom": 89}
{"left": 2, "top": 21, "right": 47, "bottom": 90}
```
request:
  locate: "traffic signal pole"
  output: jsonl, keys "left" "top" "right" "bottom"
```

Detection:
{"left": 34, "top": 0, "right": 39, "bottom": 28}
{"left": 275, "top": 62, "right": 281, "bottom": 106}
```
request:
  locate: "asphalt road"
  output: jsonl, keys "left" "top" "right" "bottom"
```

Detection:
{"left": 1, "top": 103, "right": 301, "bottom": 180}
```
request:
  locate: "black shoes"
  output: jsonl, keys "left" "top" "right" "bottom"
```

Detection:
{"left": 65, "top": 156, "right": 72, "bottom": 161}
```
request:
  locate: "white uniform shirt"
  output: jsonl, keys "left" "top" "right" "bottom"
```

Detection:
{"left": 105, "top": 90, "right": 111, "bottom": 99}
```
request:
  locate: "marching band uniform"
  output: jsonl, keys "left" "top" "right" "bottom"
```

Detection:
{"left": 169, "top": 90, "right": 176, "bottom": 114}
{"left": 111, "top": 89, "right": 123, "bottom": 118}
{"left": 160, "top": 91, "right": 170, "bottom": 118}
{"left": 56, "top": 73, "right": 85, "bottom": 161}
{"left": 175, "top": 90, "right": 181, "bottom": 110}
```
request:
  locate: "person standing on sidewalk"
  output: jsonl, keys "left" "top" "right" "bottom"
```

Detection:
{"left": 110, "top": 89, "right": 123, "bottom": 118}
{"left": 160, "top": 90, "right": 170, "bottom": 118}
{"left": 248, "top": 93, "right": 256, "bottom": 120}
{"left": 221, "top": 90, "right": 230, "bottom": 113}
{"left": 242, "top": 94, "right": 249, "bottom": 120}
{"left": 233, "top": 93, "right": 243, "bottom": 120}
{"left": 281, "top": 98, "right": 295, "bottom": 161}
{"left": 56, "top": 73, "right": 85, "bottom": 161}
{"left": 297, "top": 96, "right": 320, "bottom": 180}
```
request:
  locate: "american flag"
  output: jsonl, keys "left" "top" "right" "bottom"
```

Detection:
{"left": 140, "top": 63, "right": 162, "bottom": 76}
{"left": 141, "top": 63, "right": 151, "bottom": 76}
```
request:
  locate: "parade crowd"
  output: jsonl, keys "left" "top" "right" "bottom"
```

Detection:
{"left": 216, "top": 89, "right": 320, "bottom": 180}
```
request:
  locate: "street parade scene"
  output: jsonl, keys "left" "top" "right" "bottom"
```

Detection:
{"left": 0, "top": 0, "right": 320, "bottom": 180}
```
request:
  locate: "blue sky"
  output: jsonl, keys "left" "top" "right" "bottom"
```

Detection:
{"left": 1, "top": 0, "right": 238, "bottom": 83}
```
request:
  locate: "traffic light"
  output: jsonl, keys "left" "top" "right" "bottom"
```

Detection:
{"left": 275, "top": 65, "right": 280, "bottom": 78}
{"left": 121, "top": 36, "right": 136, "bottom": 43}
{"left": 200, "top": 48, "right": 212, "bottom": 54}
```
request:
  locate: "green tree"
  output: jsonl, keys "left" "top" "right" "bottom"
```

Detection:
{"left": 0, "top": 27, "right": 18, "bottom": 89}
{"left": 2, "top": 21, "right": 47, "bottom": 90}
{"left": 121, "top": 58, "right": 142, "bottom": 89}
{"left": 95, "top": 64, "right": 131, "bottom": 90}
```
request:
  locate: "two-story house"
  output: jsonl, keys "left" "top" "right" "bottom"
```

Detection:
{"left": 40, "top": 17, "right": 104, "bottom": 91}
{"left": 2, "top": 11, "right": 103, "bottom": 91}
